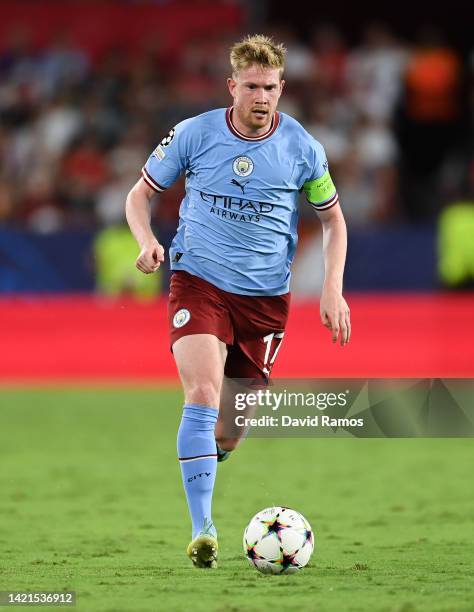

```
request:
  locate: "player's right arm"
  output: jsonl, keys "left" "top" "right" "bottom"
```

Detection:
{"left": 126, "top": 119, "right": 194, "bottom": 274}
{"left": 125, "top": 178, "right": 164, "bottom": 274}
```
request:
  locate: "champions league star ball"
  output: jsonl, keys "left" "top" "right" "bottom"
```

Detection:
{"left": 243, "top": 507, "right": 314, "bottom": 574}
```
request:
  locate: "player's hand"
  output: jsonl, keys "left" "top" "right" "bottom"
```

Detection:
{"left": 320, "top": 287, "right": 351, "bottom": 346}
{"left": 135, "top": 239, "right": 165, "bottom": 274}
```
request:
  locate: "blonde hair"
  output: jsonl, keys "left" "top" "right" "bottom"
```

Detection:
{"left": 230, "top": 34, "right": 286, "bottom": 78}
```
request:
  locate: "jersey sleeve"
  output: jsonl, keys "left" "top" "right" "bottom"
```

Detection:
{"left": 141, "top": 118, "right": 193, "bottom": 192}
{"left": 301, "top": 138, "right": 339, "bottom": 211}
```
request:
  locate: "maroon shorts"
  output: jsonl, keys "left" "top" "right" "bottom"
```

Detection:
{"left": 168, "top": 271, "right": 290, "bottom": 379}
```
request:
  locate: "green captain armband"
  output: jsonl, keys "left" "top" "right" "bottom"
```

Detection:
{"left": 302, "top": 170, "right": 336, "bottom": 205}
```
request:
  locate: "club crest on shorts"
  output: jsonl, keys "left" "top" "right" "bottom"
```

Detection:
{"left": 173, "top": 308, "right": 191, "bottom": 328}
{"left": 233, "top": 156, "right": 254, "bottom": 177}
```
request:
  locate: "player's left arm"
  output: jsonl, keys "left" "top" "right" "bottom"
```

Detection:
{"left": 302, "top": 139, "right": 350, "bottom": 346}
{"left": 316, "top": 203, "right": 350, "bottom": 346}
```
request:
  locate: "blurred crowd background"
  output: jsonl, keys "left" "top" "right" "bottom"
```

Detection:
{"left": 0, "top": 0, "right": 473, "bottom": 295}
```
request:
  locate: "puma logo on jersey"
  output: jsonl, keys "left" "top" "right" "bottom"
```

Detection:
{"left": 231, "top": 178, "right": 250, "bottom": 194}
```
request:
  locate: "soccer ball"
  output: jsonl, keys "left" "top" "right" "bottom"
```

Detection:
{"left": 243, "top": 506, "right": 314, "bottom": 574}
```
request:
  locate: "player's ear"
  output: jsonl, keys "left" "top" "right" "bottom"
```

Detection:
{"left": 279, "top": 79, "right": 285, "bottom": 95}
{"left": 227, "top": 77, "right": 237, "bottom": 97}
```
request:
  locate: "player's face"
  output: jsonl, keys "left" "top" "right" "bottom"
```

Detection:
{"left": 227, "top": 65, "right": 284, "bottom": 134}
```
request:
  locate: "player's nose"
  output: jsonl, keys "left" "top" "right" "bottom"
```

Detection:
{"left": 254, "top": 88, "right": 267, "bottom": 104}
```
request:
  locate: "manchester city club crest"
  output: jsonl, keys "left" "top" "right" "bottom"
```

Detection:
{"left": 173, "top": 308, "right": 191, "bottom": 328}
{"left": 233, "top": 156, "right": 254, "bottom": 177}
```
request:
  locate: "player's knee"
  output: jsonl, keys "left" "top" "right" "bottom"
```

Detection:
{"left": 215, "top": 436, "right": 240, "bottom": 451}
{"left": 186, "top": 381, "right": 221, "bottom": 408}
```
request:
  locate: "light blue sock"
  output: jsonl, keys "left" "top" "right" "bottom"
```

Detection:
{"left": 177, "top": 403, "right": 218, "bottom": 539}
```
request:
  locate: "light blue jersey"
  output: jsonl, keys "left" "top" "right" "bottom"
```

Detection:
{"left": 142, "top": 107, "right": 339, "bottom": 296}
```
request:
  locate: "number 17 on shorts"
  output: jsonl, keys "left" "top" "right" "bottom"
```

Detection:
{"left": 262, "top": 332, "right": 285, "bottom": 377}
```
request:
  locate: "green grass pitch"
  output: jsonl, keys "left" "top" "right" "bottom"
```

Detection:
{"left": 0, "top": 388, "right": 473, "bottom": 611}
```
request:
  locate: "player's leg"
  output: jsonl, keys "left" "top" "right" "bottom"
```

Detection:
{"left": 168, "top": 271, "right": 233, "bottom": 534}
{"left": 173, "top": 333, "right": 226, "bottom": 568}
{"left": 174, "top": 333, "right": 227, "bottom": 407}
{"left": 215, "top": 292, "right": 290, "bottom": 457}
{"left": 215, "top": 352, "right": 275, "bottom": 455}
{"left": 215, "top": 375, "right": 260, "bottom": 455}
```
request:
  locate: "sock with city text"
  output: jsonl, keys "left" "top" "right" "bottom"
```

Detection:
{"left": 177, "top": 404, "right": 218, "bottom": 539}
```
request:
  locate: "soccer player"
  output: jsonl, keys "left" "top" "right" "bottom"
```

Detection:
{"left": 125, "top": 34, "right": 350, "bottom": 569}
